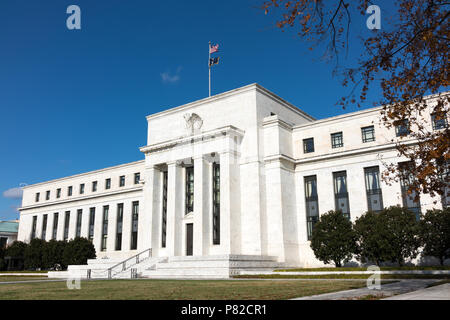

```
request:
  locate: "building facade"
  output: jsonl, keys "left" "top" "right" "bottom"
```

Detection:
{"left": 0, "top": 221, "right": 18, "bottom": 248}
{"left": 17, "top": 84, "right": 449, "bottom": 271}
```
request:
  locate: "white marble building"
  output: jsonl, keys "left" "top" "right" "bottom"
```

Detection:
{"left": 17, "top": 84, "right": 449, "bottom": 277}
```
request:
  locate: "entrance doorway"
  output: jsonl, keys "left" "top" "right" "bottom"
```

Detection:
{"left": 186, "top": 223, "right": 193, "bottom": 256}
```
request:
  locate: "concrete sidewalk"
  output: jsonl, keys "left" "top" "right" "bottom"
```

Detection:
{"left": 292, "top": 280, "right": 439, "bottom": 300}
{"left": 383, "top": 283, "right": 450, "bottom": 300}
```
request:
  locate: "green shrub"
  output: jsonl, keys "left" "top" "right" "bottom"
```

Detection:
{"left": 419, "top": 208, "right": 450, "bottom": 265}
{"left": 24, "top": 238, "right": 46, "bottom": 270}
{"left": 5, "top": 241, "right": 28, "bottom": 259}
{"left": 310, "top": 210, "right": 357, "bottom": 267}
{"left": 42, "top": 240, "right": 67, "bottom": 270}
{"left": 354, "top": 210, "right": 388, "bottom": 266}
{"left": 355, "top": 206, "right": 420, "bottom": 266}
{"left": 0, "top": 247, "right": 5, "bottom": 271}
{"left": 62, "top": 237, "right": 96, "bottom": 266}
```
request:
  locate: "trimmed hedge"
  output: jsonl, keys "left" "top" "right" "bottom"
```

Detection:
{"left": 3, "top": 237, "right": 96, "bottom": 271}
{"left": 311, "top": 206, "right": 449, "bottom": 267}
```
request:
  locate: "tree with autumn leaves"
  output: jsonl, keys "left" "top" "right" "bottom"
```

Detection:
{"left": 262, "top": 0, "right": 449, "bottom": 200}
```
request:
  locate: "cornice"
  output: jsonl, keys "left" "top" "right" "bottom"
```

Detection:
{"left": 19, "top": 186, "right": 143, "bottom": 212}
{"left": 22, "top": 160, "right": 145, "bottom": 190}
{"left": 139, "top": 125, "right": 245, "bottom": 154}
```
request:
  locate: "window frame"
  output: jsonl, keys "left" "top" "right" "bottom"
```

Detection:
{"left": 303, "top": 138, "right": 315, "bottom": 154}
{"left": 361, "top": 126, "right": 375, "bottom": 143}
{"left": 431, "top": 112, "right": 448, "bottom": 130}
{"left": 161, "top": 171, "right": 168, "bottom": 248}
{"left": 304, "top": 175, "right": 319, "bottom": 240}
{"left": 185, "top": 166, "right": 194, "bottom": 214}
{"left": 395, "top": 119, "right": 410, "bottom": 137}
{"left": 212, "top": 162, "right": 221, "bottom": 245}
{"left": 331, "top": 132, "right": 343, "bottom": 149}
{"left": 105, "top": 178, "right": 111, "bottom": 190}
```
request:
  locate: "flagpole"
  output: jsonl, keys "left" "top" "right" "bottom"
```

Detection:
{"left": 208, "top": 41, "right": 211, "bottom": 97}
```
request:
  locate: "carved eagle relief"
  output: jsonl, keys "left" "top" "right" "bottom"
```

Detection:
{"left": 184, "top": 113, "right": 203, "bottom": 135}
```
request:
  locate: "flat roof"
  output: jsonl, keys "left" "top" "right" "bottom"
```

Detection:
{"left": 0, "top": 221, "right": 19, "bottom": 233}
{"left": 146, "top": 83, "right": 316, "bottom": 122}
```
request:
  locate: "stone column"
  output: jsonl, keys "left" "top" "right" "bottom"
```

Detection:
{"left": 107, "top": 203, "right": 117, "bottom": 252}
{"left": 139, "top": 165, "right": 161, "bottom": 253}
{"left": 193, "top": 156, "right": 211, "bottom": 256}
{"left": 122, "top": 201, "right": 132, "bottom": 252}
{"left": 68, "top": 210, "right": 77, "bottom": 240}
{"left": 93, "top": 206, "right": 103, "bottom": 253}
{"left": 35, "top": 214, "right": 43, "bottom": 240}
{"left": 56, "top": 211, "right": 65, "bottom": 240}
{"left": 219, "top": 151, "right": 241, "bottom": 254}
{"left": 80, "top": 207, "right": 90, "bottom": 239}
{"left": 166, "top": 161, "right": 183, "bottom": 256}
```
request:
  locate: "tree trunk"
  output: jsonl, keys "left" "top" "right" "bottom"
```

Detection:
{"left": 335, "top": 261, "right": 342, "bottom": 268}
{"left": 440, "top": 256, "right": 444, "bottom": 266}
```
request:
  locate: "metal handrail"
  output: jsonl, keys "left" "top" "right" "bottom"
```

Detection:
{"left": 107, "top": 248, "right": 152, "bottom": 279}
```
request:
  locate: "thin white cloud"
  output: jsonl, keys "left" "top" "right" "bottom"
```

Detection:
{"left": 3, "top": 187, "right": 23, "bottom": 199}
{"left": 160, "top": 67, "right": 182, "bottom": 84}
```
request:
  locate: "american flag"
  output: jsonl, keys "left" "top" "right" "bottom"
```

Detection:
{"left": 209, "top": 44, "right": 219, "bottom": 54}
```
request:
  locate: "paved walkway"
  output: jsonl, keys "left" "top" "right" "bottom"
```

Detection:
{"left": 383, "top": 283, "right": 450, "bottom": 300}
{"left": 292, "top": 280, "right": 439, "bottom": 300}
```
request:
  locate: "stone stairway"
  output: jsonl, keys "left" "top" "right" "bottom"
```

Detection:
{"left": 140, "top": 255, "right": 283, "bottom": 279}
{"left": 48, "top": 251, "right": 283, "bottom": 279}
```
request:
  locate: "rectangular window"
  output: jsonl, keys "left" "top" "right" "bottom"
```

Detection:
{"left": 395, "top": 119, "right": 410, "bottom": 137}
{"left": 101, "top": 206, "right": 109, "bottom": 251}
{"left": 130, "top": 201, "right": 139, "bottom": 250}
{"left": 431, "top": 112, "right": 448, "bottom": 130}
{"left": 42, "top": 214, "right": 48, "bottom": 240}
{"left": 161, "top": 171, "right": 168, "bottom": 248}
{"left": 52, "top": 213, "right": 59, "bottom": 240}
{"left": 80, "top": 183, "right": 85, "bottom": 195}
{"left": 364, "top": 166, "right": 383, "bottom": 212}
{"left": 134, "top": 172, "right": 140, "bottom": 184}
{"left": 46, "top": 190, "right": 50, "bottom": 200}
{"left": 303, "top": 138, "right": 315, "bottom": 153}
{"left": 119, "top": 175, "right": 125, "bottom": 187}
{"left": 88, "top": 207, "right": 95, "bottom": 241}
{"left": 68, "top": 186, "right": 73, "bottom": 197}
{"left": 105, "top": 178, "right": 111, "bottom": 190}
{"left": 185, "top": 167, "right": 194, "bottom": 214}
{"left": 304, "top": 175, "right": 319, "bottom": 240}
{"left": 116, "top": 203, "right": 123, "bottom": 250}
{"left": 212, "top": 163, "right": 221, "bottom": 245}
{"left": 56, "top": 188, "right": 61, "bottom": 199}
{"left": 31, "top": 216, "right": 37, "bottom": 240}
{"left": 63, "top": 211, "right": 70, "bottom": 241}
{"left": 92, "top": 181, "right": 97, "bottom": 192}
{"left": 333, "top": 171, "right": 350, "bottom": 220}
{"left": 76, "top": 209, "right": 82, "bottom": 238}
{"left": 399, "top": 162, "right": 421, "bottom": 220}
{"left": 362, "top": 126, "right": 375, "bottom": 143}
{"left": 35, "top": 193, "right": 40, "bottom": 202}
{"left": 331, "top": 132, "right": 343, "bottom": 148}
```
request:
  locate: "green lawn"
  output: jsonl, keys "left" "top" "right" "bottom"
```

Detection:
{"left": 275, "top": 266, "right": 450, "bottom": 272}
{"left": 0, "top": 279, "right": 369, "bottom": 300}
{"left": 234, "top": 274, "right": 450, "bottom": 280}
{"left": 0, "top": 276, "right": 50, "bottom": 282}
{"left": 0, "top": 270, "right": 48, "bottom": 273}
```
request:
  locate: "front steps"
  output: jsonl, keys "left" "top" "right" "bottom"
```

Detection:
{"left": 48, "top": 254, "right": 283, "bottom": 279}
{"left": 140, "top": 255, "right": 283, "bottom": 279}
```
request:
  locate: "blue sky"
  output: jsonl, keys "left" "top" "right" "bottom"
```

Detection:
{"left": 0, "top": 0, "right": 389, "bottom": 220}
